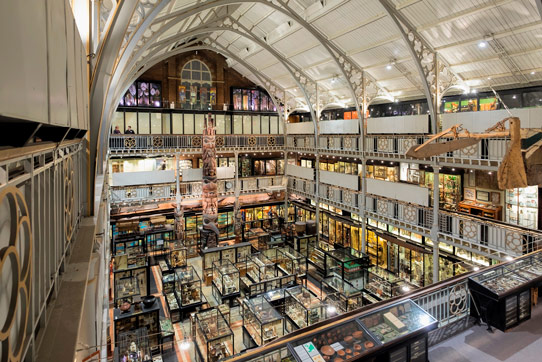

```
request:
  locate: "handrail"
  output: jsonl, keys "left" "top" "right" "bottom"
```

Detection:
{"left": 0, "top": 138, "right": 83, "bottom": 163}
{"left": 228, "top": 249, "right": 542, "bottom": 362}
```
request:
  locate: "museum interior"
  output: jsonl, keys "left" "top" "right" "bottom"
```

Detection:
{"left": 3, "top": 1, "right": 542, "bottom": 362}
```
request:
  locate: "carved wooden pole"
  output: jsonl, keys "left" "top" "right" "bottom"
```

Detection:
{"left": 201, "top": 113, "right": 219, "bottom": 248}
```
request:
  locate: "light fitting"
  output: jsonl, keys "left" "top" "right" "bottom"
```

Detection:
{"left": 478, "top": 41, "right": 488, "bottom": 48}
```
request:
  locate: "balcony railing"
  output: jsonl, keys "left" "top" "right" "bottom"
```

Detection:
{"left": 110, "top": 176, "right": 285, "bottom": 205}
{"left": 109, "top": 134, "right": 284, "bottom": 151}
{"left": 365, "top": 135, "right": 509, "bottom": 166}
{"left": 317, "top": 135, "right": 360, "bottom": 152}
{"left": 288, "top": 175, "right": 542, "bottom": 260}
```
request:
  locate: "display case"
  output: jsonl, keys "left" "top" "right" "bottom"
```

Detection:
{"left": 169, "top": 247, "right": 187, "bottom": 269}
{"left": 358, "top": 299, "right": 438, "bottom": 361}
{"left": 115, "top": 276, "right": 141, "bottom": 307}
{"left": 263, "top": 247, "right": 307, "bottom": 280}
{"left": 212, "top": 259, "right": 241, "bottom": 306}
{"left": 366, "top": 266, "right": 417, "bottom": 300}
{"left": 114, "top": 256, "right": 149, "bottom": 306}
{"left": 175, "top": 266, "right": 203, "bottom": 310}
{"left": 247, "top": 228, "right": 271, "bottom": 251}
{"left": 290, "top": 319, "right": 379, "bottom": 362}
{"left": 468, "top": 255, "right": 542, "bottom": 331}
{"left": 289, "top": 234, "right": 317, "bottom": 256}
{"left": 242, "top": 296, "right": 284, "bottom": 347}
{"left": 144, "top": 225, "right": 174, "bottom": 250}
{"left": 506, "top": 186, "right": 539, "bottom": 229}
{"left": 244, "top": 253, "right": 277, "bottom": 282}
{"left": 241, "top": 273, "right": 296, "bottom": 298}
{"left": 165, "top": 292, "right": 180, "bottom": 323}
{"left": 114, "top": 302, "right": 160, "bottom": 348}
{"left": 202, "top": 242, "right": 252, "bottom": 282}
{"left": 321, "top": 275, "right": 364, "bottom": 313}
{"left": 113, "top": 233, "right": 145, "bottom": 256}
{"left": 284, "top": 286, "right": 326, "bottom": 331}
{"left": 324, "top": 248, "right": 370, "bottom": 289}
{"left": 307, "top": 240, "right": 333, "bottom": 274}
{"left": 194, "top": 309, "right": 235, "bottom": 362}
{"left": 115, "top": 328, "right": 152, "bottom": 362}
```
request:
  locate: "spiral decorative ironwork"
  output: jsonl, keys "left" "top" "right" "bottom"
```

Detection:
{"left": 124, "top": 137, "right": 136, "bottom": 148}
{"left": 0, "top": 187, "right": 32, "bottom": 362}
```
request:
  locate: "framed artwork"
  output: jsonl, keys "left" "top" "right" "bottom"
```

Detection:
{"left": 190, "top": 85, "right": 197, "bottom": 104}
{"left": 476, "top": 190, "right": 490, "bottom": 202}
{"left": 491, "top": 192, "right": 501, "bottom": 204}
{"left": 464, "top": 188, "right": 476, "bottom": 201}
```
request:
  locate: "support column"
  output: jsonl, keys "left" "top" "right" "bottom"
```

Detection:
{"left": 234, "top": 151, "right": 242, "bottom": 243}
{"left": 360, "top": 74, "right": 368, "bottom": 254}
{"left": 431, "top": 164, "right": 440, "bottom": 284}
{"left": 314, "top": 85, "right": 320, "bottom": 243}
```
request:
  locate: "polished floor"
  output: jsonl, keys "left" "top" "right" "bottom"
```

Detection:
{"left": 429, "top": 303, "right": 542, "bottom": 362}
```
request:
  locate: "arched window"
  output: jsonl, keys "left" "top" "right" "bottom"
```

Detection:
{"left": 179, "top": 59, "right": 212, "bottom": 108}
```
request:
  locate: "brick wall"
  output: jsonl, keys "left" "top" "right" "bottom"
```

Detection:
{"left": 137, "top": 50, "right": 256, "bottom": 110}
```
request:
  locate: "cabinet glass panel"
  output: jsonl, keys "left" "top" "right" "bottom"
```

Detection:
{"left": 174, "top": 265, "right": 202, "bottom": 307}
{"left": 242, "top": 296, "right": 284, "bottom": 346}
{"left": 195, "top": 309, "right": 234, "bottom": 361}
{"left": 212, "top": 259, "right": 240, "bottom": 297}
{"left": 285, "top": 286, "right": 326, "bottom": 329}
{"left": 470, "top": 267, "right": 528, "bottom": 296}
{"left": 290, "top": 319, "right": 379, "bottom": 362}
{"left": 358, "top": 299, "right": 437, "bottom": 344}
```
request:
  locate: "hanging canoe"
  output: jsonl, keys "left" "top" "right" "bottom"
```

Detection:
{"left": 406, "top": 138, "right": 480, "bottom": 159}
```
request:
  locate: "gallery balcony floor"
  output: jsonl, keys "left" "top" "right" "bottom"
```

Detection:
{"left": 429, "top": 302, "right": 542, "bottom": 362}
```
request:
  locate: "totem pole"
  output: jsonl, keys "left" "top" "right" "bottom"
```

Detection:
{"left": 201, "top": 113, "right": 219, "bottom": 248}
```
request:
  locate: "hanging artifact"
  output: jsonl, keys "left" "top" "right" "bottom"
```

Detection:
{"left": 404, "top": 117, "right": 542, "bottom": 190}
{"left": 201, "top": 113, "right": 219, "bottom": 248}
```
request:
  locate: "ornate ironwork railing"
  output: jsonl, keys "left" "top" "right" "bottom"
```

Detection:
{"left": 109, "top": 134, "right": 284, "bottom": 151}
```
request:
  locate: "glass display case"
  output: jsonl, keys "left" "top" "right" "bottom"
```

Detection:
{"left": 324, "top": 248, "right": 370, "bottom": 289}
{"left": 284, "top": 286, "right": 326, "bottom": 331}
{"left": 244, "top": 253, "right": 277, "bottom": 282}
{"left": 202, "top": 242, "right": 252, "bottom": 280}
{"left": 263, "top": 247, "right": 307, "bottom": 279}
{"left": 115, "top": 276, "right": 141, "bottom": 307}
{"left": 242, "top": 296, "right": 284, "bottom": 347}
{"left": 114, "top": 302, "right": 160, "bottom": 348}
{"left": 365, "top": 266, "right": 417, "bottom": 300}
{"left": 115, "top": 328, "right": 152, "bottom": 362}
{"left": 321, "top": 275, "right": 364, "bottom": 313}
{"left": 114, "top": 256, "right": 149, "bottom": 305}
{"left": 175, "top": 265, "right": 203, "bottom": 309}
{"left": 247, "top": 228, "right": 271, "bottom": 251}
{"left": 165, "top": 292, "right": 180, "bottom": 323}
{"left": 290, "top": 319, "right": 379, "bottom": 362}
{"left": 113, "top": 233, "right": 145, "bottom": 256}
{"left": 194, "top": 309, "right": 235, "bottom": 362}
{"left": 506, "top": 186, "right": 538, "bottom": 229}
{"left": 169, "top": 247, "right": 187, "bottom": 269}
{"left": 290, "top": 235, "right": 317, "bottom": 257}
{"left": 144, "top": 225, "right": 174, "bottom": 252}
{"left": 212, "top": 259, "right": 241, "bottom": 306}
{"left": 468, "top": 255, "right": 542, "bottom": 331}
{"left": 358, "top": 299, "right": 438, "bottom": 361}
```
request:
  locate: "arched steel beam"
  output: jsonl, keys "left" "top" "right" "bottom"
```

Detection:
{"left": 108, "top": 21, "right": 320, "bottom": 139}
{"left": 378, "top": 0, "right": 463, "bottom": 133}
{"left": 101, "top": 35, "right": 311, "bottom": 157}
{"left": 90, "top": 0, "right": 170, "bottom": 183}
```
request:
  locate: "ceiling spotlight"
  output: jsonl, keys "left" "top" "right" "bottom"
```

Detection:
{"left": 531, "top": 71, "right": 536, "bottom": 75}
{"left": 327, "top": 305, "right": 337, "bottom": 314}
{"left": 512, "top": 95, "right": 517, "bottom": 99}
{"left": 478, "top": 41, "right": 488, "bottom": 48}
{"left": 473, "top": 266, "right": 480, "bottom": 271}
{"left": 505, "top": 256, "right": 513, "bottom": 261}
{"left": 386, "top": 64, "right": 393, "bottom": 70}
{"left": 487, "top": 77, "right": 491, "bottom": 80}
{"left": 471, "top": 89, "right": 477, "bottom": 94}
{"left": 401, "top": 286, "right": 411, "bottom": 292}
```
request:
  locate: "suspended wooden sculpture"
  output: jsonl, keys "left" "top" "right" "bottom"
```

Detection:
{"left": 405, "top": 117, "right": 540, "bottom": 190}
{"left": 497, "top": 117, "right": 527, "bottom": 190}
{"left": 201, "top": 113, "right": 219, "bottom": 248}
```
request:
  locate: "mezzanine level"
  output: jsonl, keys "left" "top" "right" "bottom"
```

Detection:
{"left": 286, "top": 134, "right": 508, "bottom": 170}
{"left": 287, "top": 176, "right": 542, "bottom": 261}
{"left": 110, "top": 175, "right": 286, "bottom": 206}
{"left": 109, "top": 134, "right": 285, "bottom": 155}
